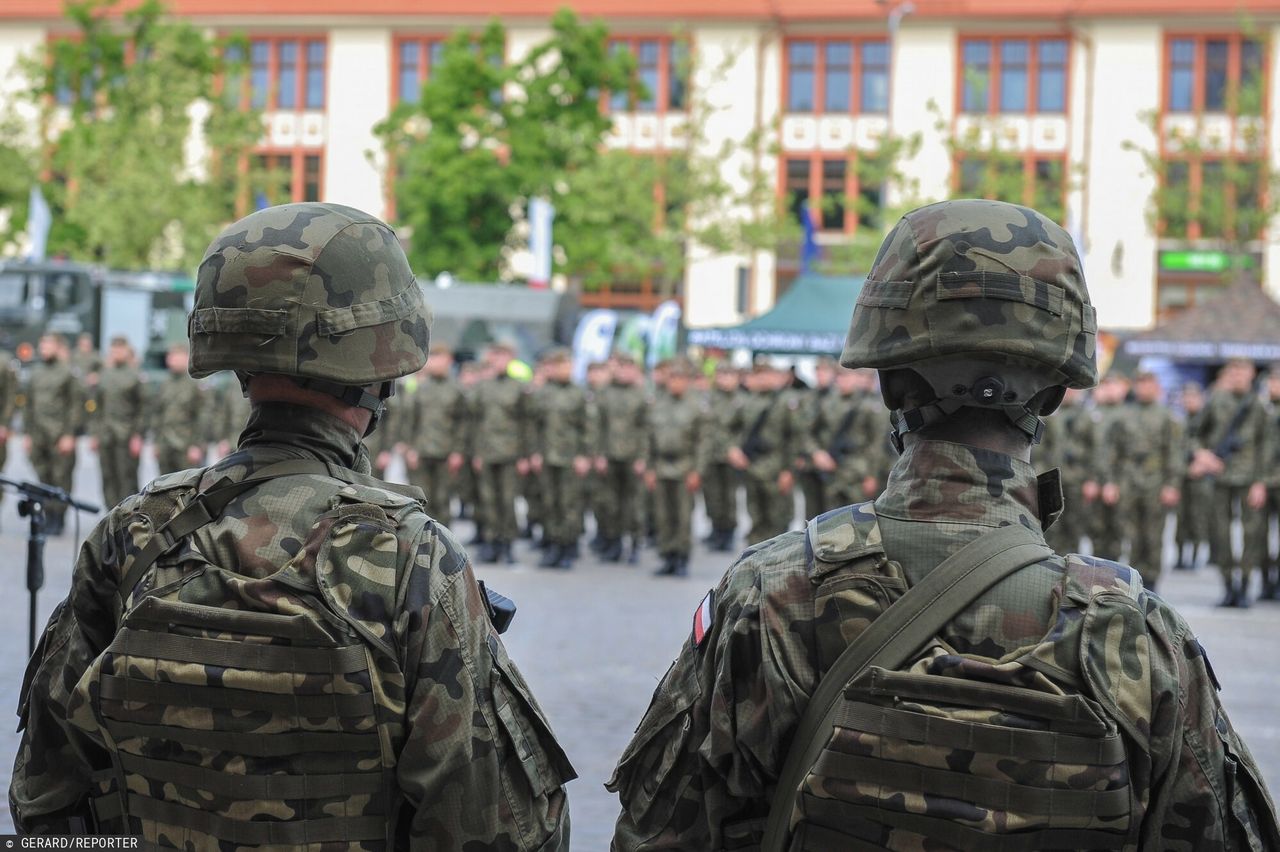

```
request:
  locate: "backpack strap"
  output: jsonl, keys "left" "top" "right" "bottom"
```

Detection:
{"left": 115, "top": 459, "right": 418, "bottom": 609}
{"left": 762, "top": 522, "right": 1053, "bottom": 852}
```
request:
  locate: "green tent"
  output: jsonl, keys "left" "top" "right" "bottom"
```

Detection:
{"left": 687, "top": 274, "right": 865, "bottom": 355}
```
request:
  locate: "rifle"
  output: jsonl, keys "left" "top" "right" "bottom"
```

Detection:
{"left": 818, "top": 406, "right": 861, "bottom": 482}
{"left": 1211, "top": 385, "right": 1260, "bottom": 463}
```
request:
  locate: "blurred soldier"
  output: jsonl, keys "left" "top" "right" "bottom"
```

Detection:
{"left": 530, "top": 348, "right": 592, "bottom": 569}
{"left": 90, "top": 336, "right": 145, "bottom": 508}
{"left": 1040, "top": 387, "right": 1094, "bottom": 554}
{"left": 0, "top": 349, "right": 18, "bottom": 505}
{"left": 1175, "top": 382, "right": 1211, "bottom": 571}
{"left": 701, "top": 364, "right": 742, "bottom": 552}
{"left": 1123, "top": 371, "right": 1182, "bottom": 590}
{"left": 795, "top": 357, "right": 837, "bottom": 518}
{"left": 457, "top": 360, "right": 487, "bottom": 535}
{"left": 609, "top": 199, "right": 1280, "bottom": 852}
{"left": 151, "top": 343, "right": 206, "bottom": 475}
{"left": 1088, "top": 373, "right": 1131, "bottom": 560}
{"left": 11, "top": 203, "right": 573, "bottom": 846}
{"left": 595, "top": 355, "right": 648, "bottom": 563}
{"left": 1192, "top": 358, "right": 1268, "bottom": 607}
{"left": 808, "top": 366, "right": 878, "bottom": 508}
{"left": 404, "top": 344, "right": 466, "bottom": 527}
{"left": 471, "top": 341, "right": 528, "bottom": 564}
{"left": 728, "top": 359, "right": 795, "bottom": 545}
{"left": 856, "top": 371, "right": 894, "bottom": 500}
{"left": 212, "top": 376, "right": 252, "bottom": 461}
{"left": 70, "top": 332, "right": 100, "bottom": 380}
{"left": 24, "top": 333, "right": 82, "bottom": 535}
{"left": 522, "top": 357, "right": 549, "bottom": 543}
{"left": 365, "top": 381, "right": 403, "bottom": 479}
{"left": 645, "top": 358, "right": 707, "bottom": 577}
{"left": 1258, "top": 369, "right": 1280, "bottom": 598}
{"left": 584, "top": 360, "right": 612, "bottom": 553}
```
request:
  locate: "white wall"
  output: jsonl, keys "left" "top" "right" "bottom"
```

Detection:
{"left": 324, "top": 28, "right": 392, "bottom": 218}
{"left": 889, "top": 23, "right": 957, "bottom": 207}
{"left": 1079, "top": 22, "right": 1161, "bottom": 330}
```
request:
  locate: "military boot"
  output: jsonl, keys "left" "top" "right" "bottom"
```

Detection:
{"left": 672, "top": 554, "right": 689, "bottom": 577}
{"left": 713, "top": 530, "right": 735, "bottom": 552}
{"left": 555, "top": 544, "right": 576, "bottom": 570}
{"left": 653, "top": 555, "right": 678, "bottom": 577}
{"left": 626, "top": 537, "right": 641, "bottom": 565}
{"left": 539, "top": 544, "right": 564, "bottom": 569}
{"left": 478, "top": 541, "right": 498, "bottom": 564}
{"left": 602, "top": 538, "right": 623, "bottom": 563}
{"left": 498, "top": 541, "right": 516, "bottom": 565}
{"left": 1261, "top": 567, "right": 1280, "bottom": 601}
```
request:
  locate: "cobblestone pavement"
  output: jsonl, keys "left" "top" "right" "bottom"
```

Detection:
{"left": 0, "top": 443, "right": 1275, "bottom": 849}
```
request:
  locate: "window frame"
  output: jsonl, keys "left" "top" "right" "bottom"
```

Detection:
{"left": 781, "top": 35, "right": 892, "bottom": 117}
{"left": 956, "top": 34, "right": 1072, "bottom": 117}
{"left": 778, "top": 150, "right": 885, "bottom": 236}
{"left": 1162, "top": 32, "right": 1268, "bottom": 115}
{"left": 390, "top": 35, "right": 448, "bottom": 106}
{"left": 950, "top": 151, "right": 1070, "bottom": 224}
{"left": 245, "top": 34, "right": 328, "bottom": 113}
{"left": 604, "top": 35, "right": 691, "bottom": 116}
{"left": 253, "top": 148, "right": 324, "bottom": 204}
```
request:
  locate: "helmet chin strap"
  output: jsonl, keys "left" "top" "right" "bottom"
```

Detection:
{"left": 888, "top": 374, "right": 1045, "bottom": 454}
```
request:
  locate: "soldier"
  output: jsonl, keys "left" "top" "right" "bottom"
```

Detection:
{"left": 1122, "top": 371, "right": 1182, "bottom": 590}
{"left": 1089, "top": 372, "right": 1132, "bottom": 561}
{"left": 471, "top": 341, "right": 528, "bottom": 564}
{"left": 522, "top": 356, "right": 549, "bottom": 544}
{"left": 403, "top": 344, "right": 466, "bottom": 527}
{"left": 727, "top": 359, "right": 796, "bottom": 545}
{"left": 595, "top": 355, "right": 648, "bottom": 564}
{"left": 809, "top": 366, "right": 880, "bottom": 508}
{"left": 456, "top": 359, "right": 488, "bottom": 536}
{"left": 700, "top": 364, "right": 742, "bottom": 552}
{"left": 1192, "top": 358, "right": 1269, "bottom": 607}
{"left": 608, "top": 199, "right": 1279, "bottom": 851}
{"left": 645, "top": 358, "right": 707, "bottom": 577}
{"left": 212, "top": 375, "right": 252, "bottom": 461}
{"left": 150, "top": 343, "right": 206, "bottom": 475}
{"left": 1039, "top": 387, "right": 1094, "bottom": 554}
{"left": 1175, "top": 381, "right": 1212, "bottom": 571}
{"left": 795, "top": 356, "right": 836, "bottom": 519}
{"left": 23, "top": 333, "right": 82, "bottom": 536}
{"left": 584, "top": 360, "right": 612, "bottom": 554}
{"left": 1256, "top": 368, "right": 1280, "bottom": 598}
{"left": 70, "top": 332, "right": 101, "bottom": 380}
{"left": 90, "top": 336, "right": 146, "bottom": 508}
{"left": 11, "top": 202, "right": 574, "bottom": 847}
{"left": 0, "top": 348, "right": 19, "bottom": 507}
{"left": 365, "top": 379, "right": 403, "bottom": 479}
{"left": 530, "top": 348, "right": 592, "bottom": 569}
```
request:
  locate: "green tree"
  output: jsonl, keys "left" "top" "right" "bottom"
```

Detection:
{"left": 15, "top": 0, "right": 262, "bottom": 268}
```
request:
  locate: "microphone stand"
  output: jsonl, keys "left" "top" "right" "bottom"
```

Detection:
{"left": 0, "top": 475, "right": 99, "bottom": 654}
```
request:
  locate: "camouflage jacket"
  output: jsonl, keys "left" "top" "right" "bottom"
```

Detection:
{"left": 149, "top": 371, "right": 205, "bottom": 455}
{"left": 608, "top": 439, "right": 1277, "bottom": 851}
{"left": 11, "top": 403, "right": 574, "bottom": 849}
{"left": 1039, "top": 400, "right": 1094, "bottom": 485}
{"left": 405, "top": 374, "right": 465, "bottom": 460}
{"left": 1123, "top": 401, "right": 1183, "bottom": 491}
{"left": 0, "top": 352, "right": 17, "bottom": 432}
{"left": 472, "top": 375, "right": 529, "bottom": 463}
{"left": 648, "top": 391, "right": 708, "bottom": 479}
{"left": 729, "top": 389, "right": 797, "bottom": 481}
{"left": 701, "top": 387, "right": 742, "bottom": 469}
{"left": 532, "top": 380, "right": 591, "bottom": 467}
{"left": 598, "top": 383, "right": 650, "bottom": 462}
{"left": 1198, "top": 390, "right": 1269, "bottom": 487}
{"left": 25, "top": 359, "right": 83, "bottom": 441}
{"left": 91, "top": 364, "right": 146, "bottom": 443}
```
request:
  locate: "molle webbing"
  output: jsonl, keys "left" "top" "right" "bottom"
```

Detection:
{"left": 92, "top": 795, "right": 387, "bottom": 844}
{"left": 98, "top": 674, "right": 376, "bottom": 717}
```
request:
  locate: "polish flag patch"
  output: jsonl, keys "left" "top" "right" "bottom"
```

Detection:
{"left": 692, "top": 590, "right": 715, "bottom": 648}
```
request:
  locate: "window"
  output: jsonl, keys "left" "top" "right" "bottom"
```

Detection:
{"left": 782, "top": 153, "right": 881, "bottom": 234}
{"left": 954, "top": 154, "right": 1067, "bottom": 223}
{"left": 255, "top": 151, "right": 323, "bottom": 204}
{"left": 303, "top": 154, "right": 322, "bottom": 202}
{"left": 821, "top": 159, "right": 847, "bottom": 227}
{"left": 1165, "top": 34, "right": 1266, "bottom": 114}
{"left": 1161, "top": 158, "right": 1266, "bottom": 241}
{"left": 393, "top": 37, "right": 446, "bottom": 104}
{"left": 247, "top": 36, "right": 327, "bottom": 111}
{"left": 607, "top": 37, "right": 688, "bottom": 114}
{"left": 960, "top": 36, "right": 1069, "bottom": 115}
{"left": 784, "top": 37, "right": 890, "bottom": 115}
{"left": 785, "top": 158, "right": 811, "bottom": 224}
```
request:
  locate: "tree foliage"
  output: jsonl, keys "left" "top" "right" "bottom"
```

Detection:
{"left": 13, "top": 0, "right": 262, "bottom": 268}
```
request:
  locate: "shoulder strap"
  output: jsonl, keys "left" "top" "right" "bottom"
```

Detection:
{"left": 761, "top": 522, "right": 1053, "bottom": 852}
{"left": 115, "top": 459, "right": 402, "bottom": 608}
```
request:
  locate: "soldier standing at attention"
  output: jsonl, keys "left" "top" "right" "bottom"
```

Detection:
{"left": 646, "top": 358, "right": 707, "bottom": 577}
{"left": 1123, "top": 371, "right": 1182, "bottom": 591}
{"left": 727, "top": 359, "right": 795, "bottom": 545}
{"left": 522, "top": 356, "right": 550, "bottom": 545}
{"left": 1175, "top": 382, "right": 1211, "bottom": 571}
{"left": 150, "top": 343, "right": 206, "bottom": 475}
{"left": 796, "top": 357, "right": 837, "bottom": 518}
{"left": 70, "top": 332, "right": 100, "bottom": 380}
{"left": 11, "top": 202, "right": 573, "bottom": 847}
{"left": 1254, "top": 368, "right": 1280, "bottom": 599}
{"left": 1089, "top": 372, "right": 1132, "bottom": 561}
{"left": 456, "top": 359, "right": 486, "bottom": 532}
{"left": 584, "top": 360, "right": 612, "bottom": 554}
{"left": 0, "top": 348, "right": 19, "bottom": 508}
{"left": 595, "top": 355, "right": 649, "bottom": 564}
{"left": 1040, "top": 387, "right": 1094, "bottom": 554}
{"left": 530, "top": 348, "right": 592, "bottom": 569}
{"left": 471, "top": 341, "right": 528, "bottom": 564}
{"left": 24, "top": 333, "right": 82, "bottom": 536}
{"left": 403, "top": 344, "right": 466, "bottom": 528}
{"left": 701, "top": 364, "right": 743, "bottom": 552}
{"left": 809, "top": 366, "right": 878, "bottom": 508}
{"left": 90, "top": 336, "right": 146, "bottom": 508}
{"left": 608, "top": 199, "right": 1279, "bottom": 851}
{"left": 1192, "top": 358, "right": 1268, "bottom": 607}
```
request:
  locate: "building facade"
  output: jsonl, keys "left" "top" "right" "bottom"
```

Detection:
{"left": 2, "top": 0, "right": 1279, "bottom": 331}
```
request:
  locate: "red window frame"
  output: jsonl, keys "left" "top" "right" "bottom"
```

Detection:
{"left": 781, "top": 36, "right": 890, "bottom": 117}
{"left": 956, "top": 34, "right": 1071, "bottom": 116}
{"left": 246, "top": 34, "right": 328, "bottom": 112}
{"left": 950, "top": 151, "right": 1069, "bottom": 218}
{"left": 254, "top": 149, "right": 324, "bottom": 204}
{"left": 778, "top": 151, "right": 886, "bottom": 236}
{"left": 604, "top": 35, "right": 689, "bottom": 115}
{"left": 390, "top": 35, "right": 448, "bottom": 105}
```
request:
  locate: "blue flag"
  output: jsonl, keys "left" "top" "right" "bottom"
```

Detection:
{"left": 255, "top": 192, "right": 271, "bottom": 211}
{"left": 799, "top": 205, "right": 820, "bottom": 273}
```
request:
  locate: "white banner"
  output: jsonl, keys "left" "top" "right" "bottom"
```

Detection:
{"left": 529, "top": 196, "right": 554, "bottom": 289}
{"left": 571, "top": 309, "right": 618, "bottom": 384}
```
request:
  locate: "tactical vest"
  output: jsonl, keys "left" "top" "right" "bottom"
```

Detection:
{"left": 766, "top": 503, "right": 1150, "bottom": 852}
{"left": 74, "top": 459, "right": 429, "bottom": 849}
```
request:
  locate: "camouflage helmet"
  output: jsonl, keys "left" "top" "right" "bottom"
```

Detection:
{"left": 188, "top": 203, "right": 431, "bottom": 389}
{"left": 841, "top": 199, "right": 1097, "bottom": 446}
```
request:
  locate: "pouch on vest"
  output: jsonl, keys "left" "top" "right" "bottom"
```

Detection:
{"left": 75, "top": 461, "right": 420, "bottom": 850}
{"left": 764, "top": 514, "right": 1142, "bottom": 852}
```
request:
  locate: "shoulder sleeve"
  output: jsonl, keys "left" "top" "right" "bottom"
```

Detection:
{"left": 609, "top": 533, "right": 816, "bottom": 851}
{"left": 396, "top": 523, "right": 572, "bottom": 850}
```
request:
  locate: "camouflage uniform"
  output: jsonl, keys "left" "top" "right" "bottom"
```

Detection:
{"left": 730, "top": 382, "right": 796, "bottom": 545}
{"left": 530, "top": 370, "right": 591, "bottom": 566}
{"left": 1257, "top": 395, "right": 1280, "bottom": 597}
{"left": 404, "top": 372, "right": 466, "bottom": 527}
{"left": 0, "top": 352, "right": 19, "bottom": 496}
{"left": 11, "top": 203, "right": 574, "bottom": 848}
{"left": 25, "top": 355, "right": 83, "bottom": 529}
{"left": 794, "top": 385, "right": 828, "bottom": 519}
{"left": 1090, "top": 396, "right": 1132, "bottom": 561}
{"left": 471, "top": 373, "right": 528, "bottom": 557}
{"left": 1039, "top": 394, "right": 1095, "bottom": 554}
{"left": 92, "top": 360, "right": 146, "bottom": 508}
{"left": 1198, "top": 388, "right": 1268, "bottom": 595}
{"left": 610, "top": 200, "right": 1279, "bottom": 851}
{"left": 647, "top": 381, "right": 708, "bottom": 573}
{"left": 151, "top": 370, "right": 205, "bottom": 475}
{"left": 701, "top": 381, "right": 742, "bottom": 550}
{"left": 1176, "top": 405, "right": 1212, "bottom": 569}
{"left": 811, "top": 384, "right": 880, "bottom": 507}
{"left": 596, "top": 380, "right": 649, "bottom": 559}
{"left": 1122, "top": 398, "right": 1182, "bottom": 588}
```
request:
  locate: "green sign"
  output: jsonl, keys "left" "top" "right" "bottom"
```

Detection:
{"left": 1159, "top": 250, "right": 1257, "bottom": 273}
